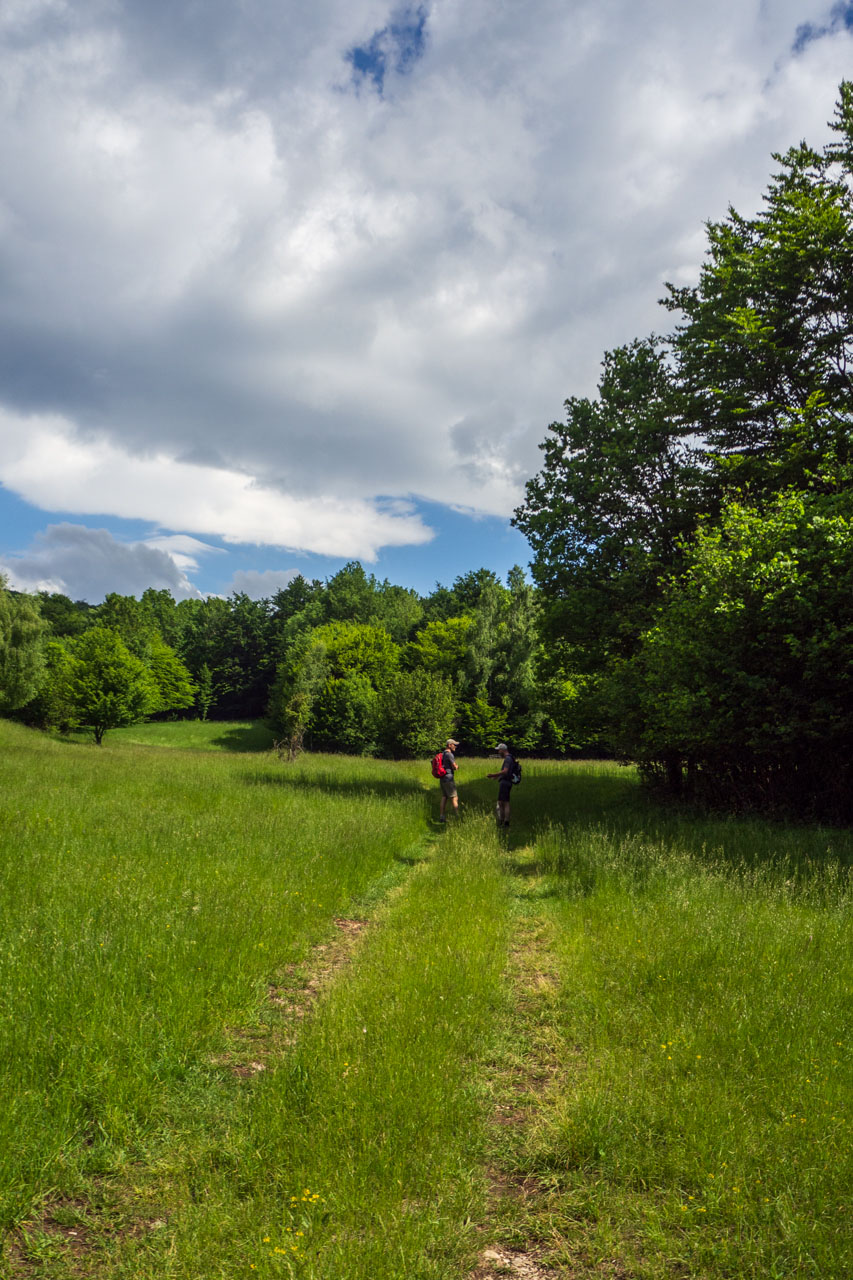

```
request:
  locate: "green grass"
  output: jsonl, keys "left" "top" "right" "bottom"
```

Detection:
{"left": 130, "top": 823, "right": 509, "bottom": 1279}
{"left": 483, "top": 766, "right": 853, "bottom": 1279}
{"left": 65, "top": 718, "right": 279, "bottom": 752}
{"left": 0, "top": 725, "right": 429, "bottom": 1232}
{"left": 2, "top": 723, "right": 851, "bottom": 1278}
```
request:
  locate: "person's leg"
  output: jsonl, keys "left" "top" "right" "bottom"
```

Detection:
{"left": 440, "top": 776, "right": 457, "bottom": 821}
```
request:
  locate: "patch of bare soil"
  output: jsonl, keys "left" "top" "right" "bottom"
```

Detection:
{"left": 4, "top": 1200, "right": 99, "bottom": 1277}
{"left": 472, "top": 908, "right": 569, "bottom": 1277}
{"left": 215, "top": 916, "right": 371, "bottom": 1077}
{"left": 3, "top": 1196, "right": 170, "bottom": 1279}
{"left": 473, "top": 1246, "right": 552, "bottom": 1279}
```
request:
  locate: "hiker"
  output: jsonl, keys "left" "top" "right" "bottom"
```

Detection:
{"left": 438, "top": 738, "right": 460, "bottom": 823}
{"left": 487, "top": 742, "right": 516, "bottom": 830}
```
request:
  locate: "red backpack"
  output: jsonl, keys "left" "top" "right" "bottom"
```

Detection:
{"left": 430, "top": 751, "right": 447, "bottom": 778}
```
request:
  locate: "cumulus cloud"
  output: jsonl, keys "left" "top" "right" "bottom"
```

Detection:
{"left": 0, "top": 410, "right": 433, "bottom": 557}
{"left": 0, "top": 0, "right": 851, "bottom": 548}
{"left": 0, "top": 523, "right": 204, "bottom": 601}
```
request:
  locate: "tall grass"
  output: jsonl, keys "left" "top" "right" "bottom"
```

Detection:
{"left": 502, "top": 766, "right": 853, "bottom": 1279}
{"left": 0, "top": 721, "right": 429, "bottom": 1228}
{"left": 3, "top": 727, "right": 851, "bottom": 1277}
{"left": 121, "top": 822, "right": 509, "bottom": 1279}
{"left": 1, "top": 723, "right": 514, "bottom": 1278}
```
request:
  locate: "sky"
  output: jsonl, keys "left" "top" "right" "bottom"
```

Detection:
{"left": 1, "top": 0, "right": 852, "bottom": 602}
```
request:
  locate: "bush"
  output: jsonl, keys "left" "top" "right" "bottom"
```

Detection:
{"left": 375, "top": 670, "right": 456, "bottom": 758}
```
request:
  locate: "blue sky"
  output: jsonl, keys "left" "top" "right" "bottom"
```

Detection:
{"left": 0, "top": 487, "right": 531, "bottom": 599}
{"left": 347, "top": 5, "right": 428, "bottom": 92}
{"left": 1, "top": 0, "right": 852, "bottom": 602}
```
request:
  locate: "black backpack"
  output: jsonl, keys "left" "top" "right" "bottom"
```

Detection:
{"left": 511, "top": 758, "right": 522, "bottom": 785}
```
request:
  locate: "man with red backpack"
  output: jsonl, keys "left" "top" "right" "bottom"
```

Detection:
{"left": 433, "top": 738, "right": 460, "bottom": 823}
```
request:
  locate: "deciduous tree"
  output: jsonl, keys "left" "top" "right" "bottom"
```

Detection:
{"left": 613, "top": 489, "right": 853, "bottom": 818}
{"left": 60, "top": 627, "right": 159, "bottom": 744}
{"left": 376, "top": 670, "right": 456, "bottom": 758}
{"left": 0, "top": 580, "right": 46, "bottom": 712}
{"left": 514, "top": 338, "right": 704, "bottom": 671}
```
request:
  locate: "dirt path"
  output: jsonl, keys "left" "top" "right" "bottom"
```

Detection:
{"left": 471, "top": 845, "right": 588, "bottom": 1279}
{"left": 6, "top": 852, "right": 429, "bottom": 1279}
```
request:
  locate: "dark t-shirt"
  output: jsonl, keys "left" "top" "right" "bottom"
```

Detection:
{"left": 441, "top": 749, "right": 456, "bottom": 775}
{"left": 498, "top": 754, "right": 515, "bottom": 794}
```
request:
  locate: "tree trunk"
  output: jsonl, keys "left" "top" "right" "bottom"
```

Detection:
{"left": 664, "top": 751, "right": 682, "bottom": 793}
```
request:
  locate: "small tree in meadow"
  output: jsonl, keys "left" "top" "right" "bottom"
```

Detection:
{"left": 61, "top": 626, "right": 159, "bottom": 744}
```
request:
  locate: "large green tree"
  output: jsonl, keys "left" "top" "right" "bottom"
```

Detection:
{"left": 514, "top": 337, "right": 704, "bottom": 671}
{"left": 147, "top": 634, "right": 196, "bottom": 716}
{"left": 665, "top": 90, "right": 853, "bottom": 498}
{"left": 0, "top": 580, "right": 46, "bottom": 712}
{"left": 375, "top": 670, "right": 456, "bottom": 758}
{"left": 614, "top": 489, "right": 853, "bottom": 819}
{"left": 270, "top": 621, "right": 399, "bottom": 755}
{"left": 514, "top": 83, "right": 853, "bottom": 789}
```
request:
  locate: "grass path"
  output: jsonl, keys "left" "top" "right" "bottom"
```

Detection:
{"left": 2, "top": 724, "right": 851, "bottom": 1278}
{"left": 3, "top": 722, "right": 515, "bottom": 1277}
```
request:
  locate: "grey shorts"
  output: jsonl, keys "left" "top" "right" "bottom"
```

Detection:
{"left": 440, "top": 774, "right": 457, "bottom": 799}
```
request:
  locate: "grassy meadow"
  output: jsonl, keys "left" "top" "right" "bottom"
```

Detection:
{"left": 1, "top": 720, "right": 850, "bottom": 1278}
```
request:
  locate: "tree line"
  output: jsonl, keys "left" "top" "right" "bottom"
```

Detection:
{"left": 514, "top": 82, "right": 853, "bottom": 821}
{"left": 0, "top": 563, "right": 567, "bottom": 756}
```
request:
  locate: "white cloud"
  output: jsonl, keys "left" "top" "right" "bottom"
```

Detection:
{"left": 142, "top": 533, "right": 225, "bottom": 574}
{"left": 0, "top": 0, "right": 851, "bottom": 544}
{"left": 0, "top": 410, "right": 433, "bottom": 558}
{"left": 0, "top": 523, "right": 203, "bottom": 601}
{"left": 226, "top": 568, "right": 301, "bottom": 599}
